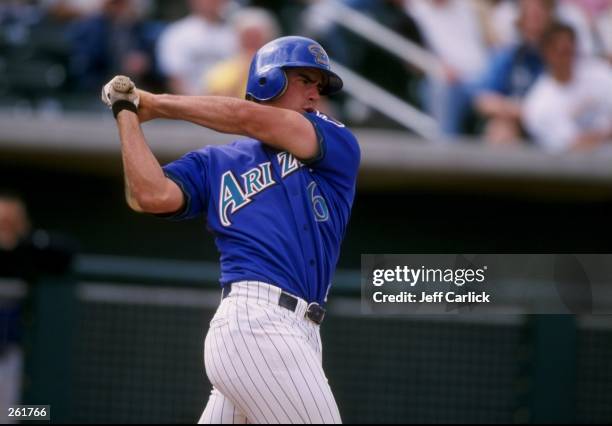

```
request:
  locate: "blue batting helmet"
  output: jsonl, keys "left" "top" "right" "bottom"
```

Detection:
{"left": 245, "top": 36, "right": 343, "bottom": 102}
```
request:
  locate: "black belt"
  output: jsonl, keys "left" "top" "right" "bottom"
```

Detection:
{"left": 222, "top": 283, "right": 326, "bottom": 325}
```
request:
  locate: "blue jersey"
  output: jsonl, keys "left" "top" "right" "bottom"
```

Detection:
{"left": 162, "top": 111, "right": 360, "bottom": 305}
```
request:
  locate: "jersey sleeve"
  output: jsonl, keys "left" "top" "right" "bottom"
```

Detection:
{"left": 302, "top": 111, "right": 361, "bottom": 194}
{"left": 160, "top": 149, "right": 210, "bottom": 220}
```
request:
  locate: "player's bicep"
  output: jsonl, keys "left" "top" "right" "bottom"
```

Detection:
{"left": 276, "top": 112, "right": 319, "bottom": 161}
{"left": 243, "top": 105, "right": 319, "bottom": 161}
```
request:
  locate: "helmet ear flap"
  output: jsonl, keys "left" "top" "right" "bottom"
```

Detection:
{"left": 267, "top": 67, "right": 288, "bottom": 100}
{"left": 247, "top": 67, "right": 287, "bottom": 101}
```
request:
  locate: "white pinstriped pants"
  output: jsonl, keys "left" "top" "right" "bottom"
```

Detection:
{"left": 198, "top": 281, "right": 342, "bottom": 424}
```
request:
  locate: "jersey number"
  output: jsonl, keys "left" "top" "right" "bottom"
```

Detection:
{"left": 308, "top": 182, "right": 329, "bottom": 222}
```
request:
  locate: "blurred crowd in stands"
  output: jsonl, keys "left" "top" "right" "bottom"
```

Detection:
{"left": 1, "top": 0, "right": 612, "bottom": 151}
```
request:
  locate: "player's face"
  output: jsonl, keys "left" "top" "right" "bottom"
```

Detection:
{"left": 270, "top": 68, "right": 325, "bottom": 113}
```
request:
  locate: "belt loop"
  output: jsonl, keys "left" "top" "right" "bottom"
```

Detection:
{"left": 278, "top": 292, "right": 298, "bottom": 312}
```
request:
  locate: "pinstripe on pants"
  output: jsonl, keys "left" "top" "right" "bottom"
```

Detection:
{"left": 198, "top": 281, "right": 342, "bottom": 424}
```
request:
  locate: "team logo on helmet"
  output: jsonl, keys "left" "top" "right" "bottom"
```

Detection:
{"left": 308, "top": 44, "right": 329, "bottom": 66}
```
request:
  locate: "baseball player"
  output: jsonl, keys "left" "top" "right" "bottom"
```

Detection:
{"left": 101, "top": 36, "right": 360, "bottom": 424}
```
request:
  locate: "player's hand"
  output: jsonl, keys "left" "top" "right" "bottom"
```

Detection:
{"left": 100, "top": 75, "right": 140, "bottom": 108}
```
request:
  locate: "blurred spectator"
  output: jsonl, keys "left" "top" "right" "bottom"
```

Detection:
{"left": 0, "top": 196, "right": 29, "bottom": 250}
{"left": 566, "top": 0, "right": 611, "bottom": 17}
{"left": 488, "top": 0, "right": 605, "bottom": 56}
{"left": 0, "top": 0, "right": 40, "bottom": 20}
{"left": 0, "top": 191, "right": 77, "bottom": 423}
{"left": 0, "top": 1, "right": 44, "bottom": 45}
{"left": 595, "top": 5, "right": 612, "bottom": 62}
{"left": 304, "top": 0, "right": 426, "bottom": 124}
{"left": 472, "top": 0, "right": 554, "bottom": 145}
{"left": 408, "top": 0, "right": 489, "bottom": 135}
{"left": 523, "top": 23, "right": 612, "bottom": 151}
{"left": 563, "top": 0, "right": 612, "bottom": 59}
{"left": 488, "top": 0, "right": 523, "bottom": 48}
{"left": 0, "top": 1, "right": 74, "bottom": 104}
{"left": 472, "top": 0, "right": 514, "bottom": 49}
{"left": 66, "top": 0, "right": 163, "bottom": 91}
{"left": 42, "top": 0, "right": 100, "bottom": 20}
{"left": 239, "top": 0, "right": 305, "bottom": 35}
{"left": 557, "top": 0, "right": 596, "bottom": 56}
{"left": 0, "top": 193, "right": 29, "bottom": 425}
{"left": 202, "top": 7, "right": 279, "bottom": 97}
{"left": 301, "top": 0, "right": 335, "bottom": 38}
{"left": 0, "top": 191, "right": 75, "bottom": 278}
{"left": 156, "top": 0, "right": 238, "bottom": 95}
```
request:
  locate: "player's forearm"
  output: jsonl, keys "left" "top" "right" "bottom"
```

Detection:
{"left": 116, "top": 111, "right": 171, "bottom": 211}
{"left": 147, "top": 94, "right": 317, "bottom": 159}
{"left": 147, "top": 94, "right": 250, "bottom": 134}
